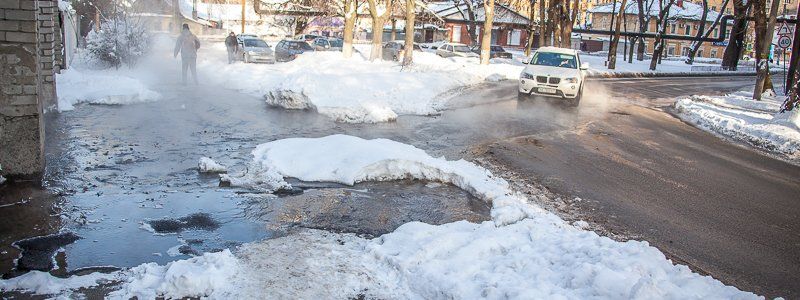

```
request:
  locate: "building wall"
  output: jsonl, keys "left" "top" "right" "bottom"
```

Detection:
{"left": 0, "top": 0, "right": 56, "bottom": 178}
{"left": 590, "top": 12, "right": 727, "bottom": 58}
{"left": 445, "top": 23, "right": 530, "bottom": 49}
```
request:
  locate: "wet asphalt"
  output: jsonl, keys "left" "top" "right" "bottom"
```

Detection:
{"left": 0, "top": 53, "right": 796, "bottom": 299}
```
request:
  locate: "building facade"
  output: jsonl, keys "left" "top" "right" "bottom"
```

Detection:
{"left": 430, "top": 2, "right": 535, "bottom": 49}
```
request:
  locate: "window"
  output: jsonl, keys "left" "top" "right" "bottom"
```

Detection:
{"left": 508, "top": 30, "right": 522, "bottom": 46}
{"left": 726, "top": 8, "right": 731, "bottom": 14}
{"left": 711, "top": 49, "right": 717, "bottom": 58}
{"left": 667, "top": 46, "right": 675, "bottom": 56}
{"left": 714, "top": 28, "right": 719, "bottom": 38}
{"left": 670, "top": 24, "right": 677, "bottom": 34}
{"left": 711, "top": 6, "right": 717, "bottom": 11}
{"left": 452, "top": 26, "right": 462, "bottom": 43}
{"left": 685, "top": 26, "right": 691, "bottom": 35}
{"left": 698, "top": 50, "right": 704, "bottom": 57}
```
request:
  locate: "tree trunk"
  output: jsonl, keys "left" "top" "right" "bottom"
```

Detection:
{"left": 721, "top": 0, "right": 751, "bottom": 71}
{"left": 753, "top": 0, "right": 780, "bottom": 99}
{"left": 650, "top": 0, "right": 675, "bottom": 70}
{"left": 525, "top": 1, "right": 536, "bottom": 56}
{"left": 480, "top": 0, "right": 495, "bottom": 65}
{"left": 390, "top": 19, "right": 397, "bottom": 41}
{"left": 370, "top": 16, "right": 385, "bottom": 61}
{"left": 635, "top": 0, "right": 646, "bottom": 60}
{"left": 539, "top": 0, "right": 547, "bottom": 47}
{"left": 402, "top": 0, "right": 415, "bottom": 65}
{"left": 608, "top": 0, "right": 627, "bottom": 69}
{"left": 607, "top": 0, "right": 617, "bottom": 62}
{"left": 342, "top": 0, "right": 357, "bottom": 58}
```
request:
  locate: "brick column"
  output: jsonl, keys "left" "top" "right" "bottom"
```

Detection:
{"left": 0, "top": 0, "right": 45, "bottom": 178}
{"left": 37, "top": 0, "right": 57, "bottom": 111}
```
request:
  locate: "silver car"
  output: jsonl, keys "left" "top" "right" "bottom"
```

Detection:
{"left": 237, "top": 38, "right": 275, "bottom": 64}
{"left": 311, "top": 37, "right": 343, "bottom": 52}
{"left": 436, "top": 43, "right": 479, "bottom": 58}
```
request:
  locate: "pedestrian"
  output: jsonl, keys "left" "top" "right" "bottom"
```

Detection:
{"left": 174, "top": 24, "right": 201, "bottom": 85}
{"left": 225, "top": 32, "right": 238, "bottom": 64}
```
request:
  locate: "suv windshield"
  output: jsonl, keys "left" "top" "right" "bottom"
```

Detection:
{"left": 529, "top": 52, "right": 577, "bottom": 69}
{"left": 244, "top": 39, "right": 268, "bottom": 48}
{"left": 453, "top": 45, "right": 471, "bottom": 52}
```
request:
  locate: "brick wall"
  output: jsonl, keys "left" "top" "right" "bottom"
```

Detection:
{"left": 0, "top": 0, "right": 52, "bottom": 178}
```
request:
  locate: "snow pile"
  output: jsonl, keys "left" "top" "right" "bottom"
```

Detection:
{"left": 0, "top": 270, "right": 116, "bottom": 296}
{"left": 56, "top": 68, "right": 161, "bottom": 111}
{"left": 674, "top": 91, "right": 800, "bottom": 155}
{"left": 0, "top": 135, "right": 763, "bottom": 299}
{"left": 197, "top": 157, "right": 227, "bottom": 173}
{"left": 222, "top": 134, "right": 541, "bottom": 225}
{"left": 200, "top": 49, "right": 524, "bottom": 123}
{"left": 107, "top": 250, "right": 239, "bottom": 299}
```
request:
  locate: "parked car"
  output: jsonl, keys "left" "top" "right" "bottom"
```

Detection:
{"left": 236, "top": 33, "right": 258, "bottom": 43}
{"left": 274, "top": 40, "right": 315, "bottom": 62}
{"left": 237, "top": 38, "right": 275, "bottom": 64}
{"left": 518, "top": 47, "right": 588, "bottom": 106}
{"left": 295, "top": 34, "right": 321, "bottom": 42}
{"left": 471, "top": 45, "right": 513, "bottom": 59}
{"left": 435, "top": 43, "right": 479, "bottom": 58}
{"left": 311, "top": 37, "right": 343, "bottom": 51}
{"left": 381, "top": 41, "right": 422, "bottom": 61}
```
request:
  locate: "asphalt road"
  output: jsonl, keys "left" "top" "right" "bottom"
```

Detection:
{"left": 477, "top": 76, "right": 800, "bottom": 299}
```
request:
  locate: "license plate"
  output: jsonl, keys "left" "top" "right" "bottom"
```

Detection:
{"left": 538, "top": 87, "right": 557, "bottom": 94}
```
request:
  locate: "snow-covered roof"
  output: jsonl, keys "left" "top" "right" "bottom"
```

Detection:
{"left": 430, "top": 2, "right": 530, "bottom": 25}
{"left": 588, "top": 1, "right": 722, "bottom": 22}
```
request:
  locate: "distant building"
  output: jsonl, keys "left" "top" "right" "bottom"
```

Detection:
{"left": 587, "top": 0, "right": 728, "bottom": 58}
{"left": 428, "top": 2, "right": 535, "bottom": 49}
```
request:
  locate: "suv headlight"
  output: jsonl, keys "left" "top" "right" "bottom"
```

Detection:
{"left": 564, "top": 77, "right": 578, "bottom": 83}
{"left": 521, "top": 72, "right": 534, "bottom": 80}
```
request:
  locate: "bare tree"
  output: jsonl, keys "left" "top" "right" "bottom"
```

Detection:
{"left": 525, "top": 0, "right": 537, "bottom": 56}
{"left": 753, "top": 0, "right": 780, "bottom": 99}
{"left": 649, "top": 0, "right": 676, "bottom": 70}
{"left": 480, "top": 0, "right": 495, "bottom": 65}
{"left": 685, "top": 0, "right": 729, "bottom": 64}
{"left": 539, "top": 0, "right": 547, "bottom": 46}
{"left": 403, "top": 0, "right": 416, "bottom": 65}
{"left": 453, "top": 0, "right": 480, "bottom": 45}
{"left": 608, "top": 0, "right": 627, "bottom": 69}
{"left": 558, "top": 0, "right": 579, "bottom": 48}
{"left": 367, "top": 0, "right": 393, "bottom": 61}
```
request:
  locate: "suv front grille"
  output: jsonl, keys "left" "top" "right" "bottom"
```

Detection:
{"left": 536, "top": 76, "right": 547, "bottom": 83}
{"left": 548, "top": 77, "right": 561, "bottom": 84}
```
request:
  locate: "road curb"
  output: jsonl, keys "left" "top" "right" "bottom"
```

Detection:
{"left": 585, "top": 70, "right": 779, "bottom": 79}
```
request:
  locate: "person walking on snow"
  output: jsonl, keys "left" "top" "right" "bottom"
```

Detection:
{"left": 225, "top": 32, "right": 238, "bottom": 64}
{"left": 174, "top": 24, "right": 201, "bottom": 85}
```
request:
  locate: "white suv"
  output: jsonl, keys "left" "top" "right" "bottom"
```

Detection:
{"left": 518, "top": 47, "right": 588, "bottom": 106}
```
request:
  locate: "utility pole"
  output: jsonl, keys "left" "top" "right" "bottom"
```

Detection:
{"left": 787, "top": 0, "right": 800, "bottom": 91}
{"left": 241, "top": 0, "right": 246, "bottom": 34}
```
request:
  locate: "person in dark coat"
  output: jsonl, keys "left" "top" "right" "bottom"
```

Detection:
{"left": 225, "top": 32, "right": 238, "bottom": 64}
{"left": 174, "top": 24, "right": 201, "bottom": 85}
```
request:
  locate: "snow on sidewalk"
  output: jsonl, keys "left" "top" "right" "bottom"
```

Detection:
{"left": 1, "top": 135, "right": 764, "bottom": 299}
{"left": 674, "top": 90, "right": 800, "bottom": 156}
{"left": 56, "top": 68, "right": 161, "bottom": 111}
{"left": 199, "top": 44, "right": 524, "bottom": 123}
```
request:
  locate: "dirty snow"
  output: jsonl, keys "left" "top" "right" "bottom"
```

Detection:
{"left": 200, "top": 44, "right": 523, "bottom": 123}
{"left": 56, "top": 68, "right": 161, "bottom": 111}
{"left": 674, "top": 90, "right": 800, "bottom": 156}
{"left": 0, "top": 136, "right": 764, "bottom": 299}
{"left": 197, "top": 157, "right": 227, "bottom": 173}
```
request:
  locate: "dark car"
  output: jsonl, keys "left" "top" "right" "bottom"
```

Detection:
{"left": 381, "top": 41, "right": 423, "bottom": 61}
{"left": 471, "top": 45, "right": 513, "bottom": 59}
{"left": 274, "top": 40, "right": 315, "bottom": 62}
